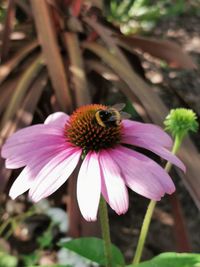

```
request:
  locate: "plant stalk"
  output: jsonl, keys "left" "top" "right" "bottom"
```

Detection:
{"left": 99, "top": 196, "right": 113, "bottom": 267}
{"left": 133, "top": 135, "right": 182, "bottom": 265}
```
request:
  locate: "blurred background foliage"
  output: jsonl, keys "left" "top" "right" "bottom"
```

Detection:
{"left": 104, "top": 0, "right": 200, "bottom": 34}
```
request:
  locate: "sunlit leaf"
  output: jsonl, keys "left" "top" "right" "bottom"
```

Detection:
{"left": 63, "top": 32, "right": 91, "bottom": 106}
{"left": 117, "top": 35, "right": 196, "bottom": 69}
{"left": 30, "top": 0, "right": 73, "bottom": 112}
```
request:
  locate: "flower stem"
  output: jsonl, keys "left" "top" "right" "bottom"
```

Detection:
{"left": 133, "top": 199, "right": 156, "bottom": 265}
{"left": 132, "top": 135, "right": 182, "bottom": 265}
{"left": 99, "top": 196, "right": 113, "bottom": 267}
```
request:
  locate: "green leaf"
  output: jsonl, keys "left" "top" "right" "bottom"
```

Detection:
{"left": 29, "top": 265, "right": 70, "bottom": 267}
{"left": 59, "top": 237, "right": 125, "bottom": 267}
{"left": 21, "top": 252, "right": 39, "bottom": 266}
{"left": 37, "top": 230, "right": 53, "bottom": 249}
{"left": 127, "top": 252, "right": 200, "bottom": 267}
{"left": 0, "top": 251, "right": 18, "bottom": 267}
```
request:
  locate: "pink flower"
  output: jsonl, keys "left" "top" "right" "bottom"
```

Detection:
{"left": 1, "top": 104, "right": 185, "bottom": 221}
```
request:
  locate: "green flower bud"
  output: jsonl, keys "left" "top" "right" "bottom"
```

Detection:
{"left": 164, "top": 108, "right": 199, "bottom": 139}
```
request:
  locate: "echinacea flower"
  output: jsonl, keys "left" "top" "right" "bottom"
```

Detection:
{"left": 1, "top": 104, "right": 185, "bottom": 221}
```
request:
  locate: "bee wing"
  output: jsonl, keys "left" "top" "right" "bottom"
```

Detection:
{"left": 109, "top": 112, "right": 131, "bottom": 121}
{"left": 108, "top": 114, "right": 119, "bottom": 121}
{"left": 112, "top": 103, "right": 126, "bottom": 111}
{"left": 120, "top": 111, "right": 131, "bottom": 120}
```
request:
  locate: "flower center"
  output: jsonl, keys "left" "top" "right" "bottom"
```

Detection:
{"left": 65, "top": 104, "right": 122, "bottom": 152}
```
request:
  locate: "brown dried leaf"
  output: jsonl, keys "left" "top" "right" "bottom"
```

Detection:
{"left": 0, "top": 76, "right": 18, "bottom": 115}
{"left": 83, "top": 41, "right": 200, "bottom": 209}
{"left": 86, "top": 59, "right": 120, "bottom": 81}
{"left": 0, "top": 55, "right": 44, "bottom": 129}
{"left": 63, "top": 32, "right": 91, "bottom": 106}
{"left": 0, "top": 0, "right": 15, "bottom": 62}
{"left": 30, "top": 0, "right": 73, "bottom": 112}
{"left": 1, "top": 71, "right": 47, "bottom": 142}
{"left": 14, "top": 72, "right": 48, "bottom": 130}
{"left": 117, "top": 35, "right": 196, "bottom": 69}
{"left": 84, "top": 18, "right": 131, "bottom": 69}
{"left": 0, "top": 40, "right": 38, "bottom": 84}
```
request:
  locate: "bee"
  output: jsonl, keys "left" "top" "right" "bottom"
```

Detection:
{"left": 95, "top": 103, "right": 131, "bottom": 127}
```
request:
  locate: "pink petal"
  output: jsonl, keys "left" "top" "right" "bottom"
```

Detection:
{"left": 1, "top": 125, "right": 65, "bottom": 159}
{"left": 143, "top": 143, "right": 186, "bottom": 172}
{"left": 44, "top": 112, "right": 69, "bottom": 127}
{"left": 111, "top": 146, "right": 175, "bottom": 200}
{"left": 122, "top": 134, "right": 185, "bottom": 172}
{"left": 29, "top": 147, "right": 81, "bottom": 202}
{"left": 5, "top": 140, "right": 67, "bottom": 169}
{"left": 122, "top": 120, "right": 172, "bottom": 148}
{"left": 77, "top": 152, "right": 101, "bottom": 221}
{"left": 99, "top": 150, "right": 128, "bottom": 215}
{"left": 9, "top": 150, "right": 57, "bottom": 199}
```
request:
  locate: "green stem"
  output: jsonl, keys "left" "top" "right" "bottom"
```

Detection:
{"left": 133, "top": 200, "right": 156, "bottom": 265}
{"left": 132, "top": 135, "right": 182, "bottom": 265}
{"left": 99, "top": 196, "right": 113, "bottom": 267}
{"left": 165, "top": 135, "right": 182, "bottom": 173}
{"left": 0, "top": 207, "right": 35, "bottom": 238}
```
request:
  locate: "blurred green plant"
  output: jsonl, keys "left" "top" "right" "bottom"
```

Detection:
{"left": 37, "top": 222, "right": 55, "bottom": 249}
{"left": 0, "top": 251, "right": 18, "bottom": 267}
{"left": 0, "top": 205, "right": 60, "bottom": 266}
{"left": 0, "top": 207, "right": 35, "bottom": 240}
{"left": 29, "top": 265, "right": 70, "bottom": 267}
{"left": 103, "top": 0, "right": 190, "bottom": 34}
{"left": 21, "top": 252, "right": 39, "bottom": 267}
{"left": 0, "top": 6, "right": 7, "bottom": 22}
